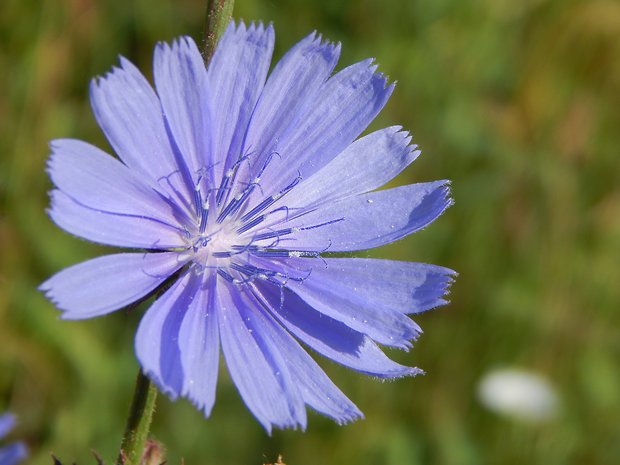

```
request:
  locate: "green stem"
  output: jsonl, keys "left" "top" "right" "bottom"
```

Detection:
{"left": 203, "top": 0, "right": 235, "bottom": 63}
{"left": 118, "top": 370, "right": 158, "bottom": 465}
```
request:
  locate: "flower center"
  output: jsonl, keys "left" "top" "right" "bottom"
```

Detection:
{"left": 171, "top": 152, "right": 339, "bottom": 287}
{"left": 188, "top": 222, "right": 240, "bottom": 265}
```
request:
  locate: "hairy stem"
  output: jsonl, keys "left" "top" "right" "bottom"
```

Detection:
{"left": 118, "top": 370, "right": 158, "bottom": 465}
{"left": 203, "top": 0, "right": 235, "bottom": 63}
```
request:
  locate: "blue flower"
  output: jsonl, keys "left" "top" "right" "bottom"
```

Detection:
{"left": 0, "top": 414, "right": 27, "bottom": 465}
{"left": 41, "top": 21, "right": 455, "bottom": 431}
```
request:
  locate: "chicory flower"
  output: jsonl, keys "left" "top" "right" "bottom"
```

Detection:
{"left": 41, "top": 21, "right": 455, "bottom": 431}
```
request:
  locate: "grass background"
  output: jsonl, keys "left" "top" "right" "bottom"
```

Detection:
{"left": 1, "top": 0, "right": 619, "bottom": 463}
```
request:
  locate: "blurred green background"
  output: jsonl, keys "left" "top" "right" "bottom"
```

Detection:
{"left": 1, "top": 0, "right": 619, "bottom": 463}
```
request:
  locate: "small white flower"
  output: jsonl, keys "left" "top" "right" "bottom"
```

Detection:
{"left": 477, "top": 368, "right": 559, "bottom": 422}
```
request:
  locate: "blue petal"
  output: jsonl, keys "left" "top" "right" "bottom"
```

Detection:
{"left": 135, "top": 272, "right": 195, "bottom": 398}
{"left": 40, "top": 252, "right": 185, "bottom": 319}
{"left": 218, "top": 284, "right": 306, "bottom": 432}
{"left": 207, "top": 21, "right": 274, "bottom": 181}
{"left": 48, "top": 139, "right": 189, "bottom": 226}
{"left": 154, "top": 37, "right": 214, "bottom": 188}
{"left": 287, "top": 257, "right": 456, "bottom": 315}
{"left": 251, "top": 258, "right": 419, "bottom": 349}
{"left": 242, "top": 32, "right": 340, "bottom": 183}
{"left": 280, "top": 127, "right": 419, "bottom": 208}
{"left": 177, "top": 273, "right": 220, "bottom": 416}
{"left": 243, "top": 285, "right": 363, "bottom": 424}
{"left": 89, "top": 56, "right": 184, "bottom": 192}
{"left": 48, "top": 190, "right": 186, "bottom": 249}
{"left": 278, "top": 180, "right": 452, "bottom": 252}
{"left": 257, "top": 60, "right": 394, "bottom": 198}
{"left": 0, "top": 443, "right": 27, "bottom": 465}
{"left": 254, "top": 282, "right": 420, "bottom": 378}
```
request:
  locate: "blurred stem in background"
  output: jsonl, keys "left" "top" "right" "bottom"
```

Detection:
{"left": 204, "top": 0, "right": 236, "bottom": 63}
{"left": 117, "top": 1, "right": 234, "bottom": 463}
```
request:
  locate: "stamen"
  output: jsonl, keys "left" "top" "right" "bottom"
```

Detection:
{"left": 238, "top": 172, "right": 302, "bottom": 224}
{"left": 239, "top": 198, "right": 274, "bottom": 224}
{"left": 193, "top": 177, "right": 203, "bottom": 216}
{"left": 230, "top": 262, "right": 309, "bottom": 286}
{"left": 255, "top": 151, "right": 280, "bottom": 179}
{"left": 252, "top": 227, "right": 298, "bottom": 242}
{"left": 250, "top": 249, "right": 321, "bottom": 258}
{"left": 299, "top": 217, "right": 344, "bottom": 231}
{"left": 212, "top": 251, "right": 233, "bottom": 258}
{"left": 216, "top": 182, "right": 257, "bottom": 223}
{"left": 217, "top": 269, "right": 235, "bottom": 283}
{"left": 216, "top": 152, "right": 252, "bottom": 206}
{"left": 155, "top": 170, "right": 194, "bottom": 218}
{"left": 236, "top": 214, "right": 265, "bottom": 234}
{"left": 198, "top": 201, "right": 209, "bottom": 233}
{"left": 249, "top": 218, "right": 342, "bottom": 243}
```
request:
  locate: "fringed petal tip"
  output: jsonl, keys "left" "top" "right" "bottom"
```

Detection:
{"left": 153, "top": 36, "right": 198, "bottom": 64}
{"left": 294, "top": 31, "right": 341, "bottom": 67}
{"left": 422, "top": 179, "right": 454, "bottom": 227}
{"left": 227, "top": 18, "right": 273, "bottom": 36}
{"left": 309, "top": 404, "right": 364, "bottom": 429}
{"left": 147, "top": 368, "right": 220, "bottom": 419}
{"left": 38, "top": 280, "right": 73, "bottom": 320}
{"left": 441, "top": 179, "right": 454, "bottom": 201}
{"left": 306, "top": 29, "right": 341, "bottom": 49}
{"left": 186, "top": 396, "right": 215, "bottom": 418}
{"left": 361, "top": 58, "right": 395, "bottom": 89}
{"left": 260, "top": 402, "right": 364, "bottom": 433}
{"left": 426, "top": 268, "right": 458, "bottom": 313}
{"left": 334, "top": 408, "right": 365, "bottom": 426}
{"left": 373, "top": 366, "right": 425, "bottom": 382}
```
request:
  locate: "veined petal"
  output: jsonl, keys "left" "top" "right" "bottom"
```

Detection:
{"left": 219, "top": 284, "right": 306, "bottom": 432}
{"left": 254, "top": 282, "right": 420, "bottom": 378}
{"left": 177, "top": 273, "right": 220, "bottom": 416}
{"left": 207, "top": 21, "right": 274, "bottom": 181}
{"left": 286, "top": 257, "right": 456, "bottom": 315}
{"left": 242, "top": 32, "right": 340, "bottom": 180}
{"left": 48, "top": 190, "right": 186, "bottom": 249}
{"left": 48, "top": 139, "right": 184, "bottom": 225}
{"left": 89, "top": 56, "right": 182, "bottom": 189}
{"left": 40, "top": 252, "right": 185, "bottom": 319}
{"left": 258, "top": 60, "right": 394, "bottom": 197}
{"left": 279, "top": 180, "right": 452, "bottom": 252}
{"left": 258, "top": 259, "right": 420, "bottom": 349}
{"left": 244, "top": 286, "right": 363, "bottom": 424}
{"left": 136, "top": 272, "right": 195, "bottom": 398}
{"left": 154, "top": 37, "right": 214, "bottom": 187}
{"left": 280, "top": 127, "right": 419, "bottom": 208}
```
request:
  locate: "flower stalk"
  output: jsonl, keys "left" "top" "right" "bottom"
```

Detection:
{"left": 203, "top": 0, "right": 235, "bottom": 63}
{"left": 118, "top": 371, "right": 158, "bottom": 465}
